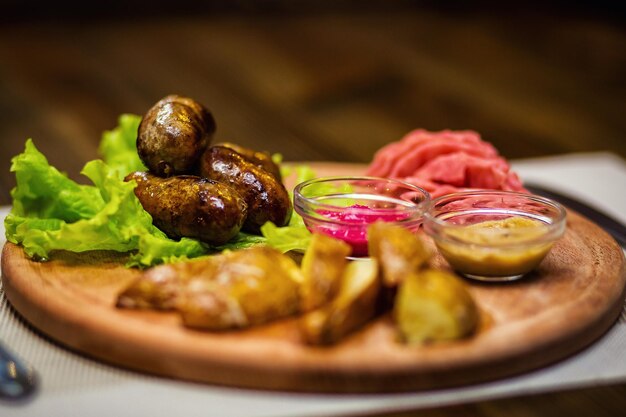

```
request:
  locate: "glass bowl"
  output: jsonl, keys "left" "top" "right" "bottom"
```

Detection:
{"left": 293, "top": 176, "right": 431, "bottom": 257}
{"left": 423, "top": 190, "right": 567, "bottom": 282}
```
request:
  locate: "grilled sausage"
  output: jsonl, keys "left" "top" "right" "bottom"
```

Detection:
{"left": 137, "top": 95, "right": 216, "bottom": 177}
{"left": 198, "top": 146, "right": 292, "bottom": 233}
{"left": 216, "top": 142, "right": 282, "bottom": 180}
{"left": 125, "top": 171, "right": 247, "bottom": 245}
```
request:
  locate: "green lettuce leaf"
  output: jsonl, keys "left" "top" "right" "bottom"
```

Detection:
{"left": 260, "top": 164, "right": 317, "bottom": 253}
{"left": 98, "top": 113, "right": 145, "bottom": 178}
{"left": 128, "top": 234, "right": 210, "bottom": 267}
{"left": 9, "top": 139, "right": 103, "bottom": 222}
{"left": 5, "top": 140, "right": 208, "bottom": 266}
{"left": 213, "top": 232, "right": 267, "bottom": 252}
{"left": 260, "top": 221, "right": 311, "bottom": 253}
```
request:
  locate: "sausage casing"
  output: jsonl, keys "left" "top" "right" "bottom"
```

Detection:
{"left": 198, "top": 146, "right": 292, "bottom": 233}
{"left": 125, "top": 171, "right": 247, "bottom": 245}
{"left": 137, "top": 95, "right": 216, "bottom": 176}
{"left": 215, "top": 142, "right": 282, "bottom": 180}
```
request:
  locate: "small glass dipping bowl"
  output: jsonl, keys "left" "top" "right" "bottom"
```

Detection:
{"left": 293, "top": 176, "right": 431, "bottom": 257}
{"left": 423, "top": 190, "right": 566, "bottom": 282}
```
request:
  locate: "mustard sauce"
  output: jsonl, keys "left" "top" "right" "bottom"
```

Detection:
{"left": 436, "top": 216, "right": 554, "bottom": 277}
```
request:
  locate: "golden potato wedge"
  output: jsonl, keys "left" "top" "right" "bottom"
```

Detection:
{"left": 367, "top": 221, "right": 430, "bottom": 287}
{"left": 299, "top": 233, "right": 352, "bottom": 312}
{"left": 116, "top": 256, "right": 218, "bottom": 310}
{"left": 394, "top": 268, "right": 478, "bottom": 344}
{"left": 301, "top": 258, "right": 380, "bottom": 345}
{"left": 178, "top": 246, "right": 301, "bottom": 330}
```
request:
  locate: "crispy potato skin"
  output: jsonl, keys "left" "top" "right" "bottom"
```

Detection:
{"left": 394, "top": 269, "right": 478, "bottom": 344}
{"left": 179, "top": 247, "right": 301, "bottom": 329}
{"left": 367, "top": 222, "right": 431, "bottom": 311}
{"left": 368, "top": 221, "right": 431, "bottom": 287}
{"left": 125, "top": 171, "right": 247, "bottom": 245}
{"left": 137, "top": 95, "right": 216, "bottom": 176}
{"left": 300, "top": 259, "right": 380, "bottom": 345}
{"left": 116, "top": 247, "right": 302, "bottom": 330}
{"left": 216, "top": 142, "right": 282, "bottom": 180}
{"left": 198, "top": 145, "right": 292, "bottom": 233}
{"left": 116, "top": 258, "right": 219, "bottom": 310}
{"left": 299, "top": 233, "right": 351, "bottom": 312}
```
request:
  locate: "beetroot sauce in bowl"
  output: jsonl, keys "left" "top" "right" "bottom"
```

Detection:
{"left": 315, "top": 204, "right": 415, "bottom": 256}
{"left": 293, "top": 177, "right": 431, "bottom": 257}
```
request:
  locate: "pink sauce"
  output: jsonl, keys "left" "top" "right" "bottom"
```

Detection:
{"left": 311, "top": 204, "right": 412, "bottom": 257}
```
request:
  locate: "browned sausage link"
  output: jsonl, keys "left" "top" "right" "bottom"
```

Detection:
{"left": 215, "top": 142, "right": 282, "bottom": 180}
{"left": 125, "top": 171, "right": 247, "bottom": 245}
{"left": 199, "top": 146, "right": 292, "bottom": 234}
{"left": 137, "top": 95, "right": 216, "bottom": 177}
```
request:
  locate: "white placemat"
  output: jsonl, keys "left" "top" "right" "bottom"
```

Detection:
{"left": 2, "top": 152, "right": 626, "bottom": 417}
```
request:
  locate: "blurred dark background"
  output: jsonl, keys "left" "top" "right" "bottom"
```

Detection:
{"left": 1, "top": 1, "right": 626, "bottom": 22}
{"left": 0, "top": 1, "right": 624, "bottom": 204}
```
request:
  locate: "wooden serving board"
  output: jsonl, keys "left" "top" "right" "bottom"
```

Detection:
{"left": 2, "top": 163, "right": 626, "bottom": 393}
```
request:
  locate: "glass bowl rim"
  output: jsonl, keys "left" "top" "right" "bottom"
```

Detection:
{"left": 293, "top": 175, "right": 431, "bottom": 227}
{"left": 423, "top": 189, "right": 567, "bottom": 248}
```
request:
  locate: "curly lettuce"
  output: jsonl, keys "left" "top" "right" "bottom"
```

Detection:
{"left": 98, "top": 113, "right": 146, "bottom": 178}
{"left": 5, "top": 139, "right": 207, "bottom": 266}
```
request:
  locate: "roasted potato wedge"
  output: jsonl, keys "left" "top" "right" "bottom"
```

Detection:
{"left": 116, "top": 257, "right": 218, "bottom": 310}
{"left": 394, "top": 268, "right": 478, "bottom": 344}
{"left": 367, "top": 221, "right": 430, "bottom": 287}
{"left": 178, "top": 246, "right": 302, "bottom": 330}
{"left": 301, "top": 258, "right": 380, "bottom": 345}
{"left": 117, "top": 247, "right": 302, "bottom": 331}
{"left": 299, "top": 233, "right": 352, "bottom": 312}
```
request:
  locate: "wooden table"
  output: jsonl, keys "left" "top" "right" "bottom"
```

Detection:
{"left": 1, "top": 4, "right": 625, "bottom": 416}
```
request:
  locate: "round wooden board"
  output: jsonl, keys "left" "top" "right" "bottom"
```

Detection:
{"left": 2, "top": 162, "right": 625, "bottom": 393}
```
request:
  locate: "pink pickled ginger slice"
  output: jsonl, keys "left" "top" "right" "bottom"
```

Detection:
{"left": 367, "top": 129, "right": 526, "bottom": 198}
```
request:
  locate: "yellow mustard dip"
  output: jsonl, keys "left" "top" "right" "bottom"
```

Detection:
{"left": 436, "top": 216, "right": 554, "bottom": 277}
